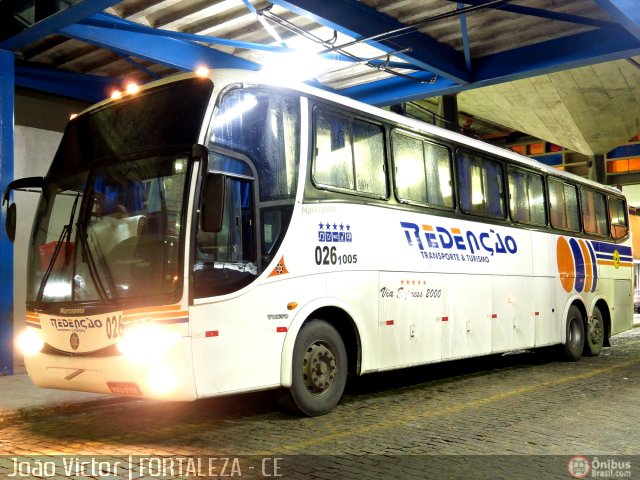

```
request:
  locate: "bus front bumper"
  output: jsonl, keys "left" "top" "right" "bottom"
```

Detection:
{"left": 24, "top": 337, "right": 197, "bottom": 401}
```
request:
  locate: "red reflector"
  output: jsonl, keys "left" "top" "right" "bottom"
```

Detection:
{"left": 441, "top": 317, "right": 449, "bottom": 322}
{"left": 205, "top": 330, "right": 219, "bottom": 337}
{"left": 491, "top": 314, "right": 498, "bottom": 319}
{"left": 386, "top": 320, "right": 394, "bottom": 326}
{"left": 277, "top": 327, "right": 288, "bottom": 333}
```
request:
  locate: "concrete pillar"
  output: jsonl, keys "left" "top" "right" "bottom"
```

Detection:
{"left": 437, "top": 94, "right": 459, "bottom": 132}
{"left": 0, "top": 49, "right": 14, "bottom": 375}
{"left": 588, "top": 154, "right": 606, "bottom": 185}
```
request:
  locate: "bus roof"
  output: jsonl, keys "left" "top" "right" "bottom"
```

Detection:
{"left": 78, "top": 68, "right": 624, "bottom": 198}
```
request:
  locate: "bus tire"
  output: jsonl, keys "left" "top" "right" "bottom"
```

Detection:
{"left": 285, "top": 319, "right": 347, "bottom": 417}
{"left": 584, "top": 306, "right": 605, "bottom": 357}
{"left": 559, "top": 305, "right": 585, "bottom": 362}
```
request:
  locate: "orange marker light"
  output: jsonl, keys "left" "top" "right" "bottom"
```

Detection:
{"left": 195, "top": 66, "right": 209, "bottom": 77}
{"left": 125, "top": 82, "right": 140, "bottom": 95}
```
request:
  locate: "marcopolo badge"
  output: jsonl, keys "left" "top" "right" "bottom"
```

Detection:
{"left": 70, "top": 332, "right": 80, "bottom": 351}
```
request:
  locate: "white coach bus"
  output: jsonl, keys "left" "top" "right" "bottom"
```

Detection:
{"left": 4, "top": 69, "right": 633, "bottom": 416}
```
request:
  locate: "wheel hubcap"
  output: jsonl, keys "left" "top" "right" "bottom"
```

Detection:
{"left": 302, "top": 342, "right": 337, "bottom": 395}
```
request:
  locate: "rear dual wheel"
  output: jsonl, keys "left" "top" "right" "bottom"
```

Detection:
{"left": 560, "top": 305, "right": 585, "bottom": 361}
{"left": 584, "top": 306, "right": 605, "bottom": 357}
{"left": 559, "top": 305, "right": 605, "bottom": 361}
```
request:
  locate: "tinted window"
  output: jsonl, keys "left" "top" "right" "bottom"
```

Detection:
{"left": 52, "top": 78, "right": 213, "bottom": 176}
{"left": 194, "top": 176, "right": 256, "bottom": 298}
{"left": 581, "top": 188, "right": 608, "bottom": 236}
{"left": 313, "top": 108, "right": 387, "bottom": 197}
{"left": 609, "top": 196, "right": 629, "bottom": 239}
{"left": 548, "top": 178, "right": 580, "bottom": 231}
{"left": 393, "top": 132, "right": 426, "bottom": 203}
{"left": 457, "top": 151, "right": 505, "bottom": 218}
{"left": 210, "top": 88, "right": 300, "bottom": 202}
{"left": 508, "top": 167, "right": 546, "bottom": 226}
{"left": 260, "top": 206, "right": 293, "bottom": 270}
{"left": 392, "top": 131, "right": 453, "bottom": 208}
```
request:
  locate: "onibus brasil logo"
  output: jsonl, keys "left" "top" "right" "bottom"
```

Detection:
{"left": 567, "top": 456, "right": 632, "bottom": 479}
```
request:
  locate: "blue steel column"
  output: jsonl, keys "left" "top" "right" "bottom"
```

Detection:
{"left": 0, "top": 49, "right": 14, "bottom": 375}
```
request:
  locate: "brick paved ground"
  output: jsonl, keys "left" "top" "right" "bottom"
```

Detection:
{"left": 1, "top": 328, "right": 639, "bottom": 479}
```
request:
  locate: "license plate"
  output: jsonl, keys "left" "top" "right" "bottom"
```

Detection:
{"left": 107, "top": 381, "right": 142, "bottom": 395}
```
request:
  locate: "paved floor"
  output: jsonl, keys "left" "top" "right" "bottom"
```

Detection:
{"left": 0, "top": 327, "right": 639, "bottom": 479}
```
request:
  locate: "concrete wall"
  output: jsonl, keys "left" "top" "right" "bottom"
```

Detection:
{"left": 16, "top": 87, "right": 89, "bottom": 133}
{"left": 622, "top": 184, "right": 640, "bottom": 208}
{"left": 10, "top": 87, "right": 82, "bottom": 368}
{"left": 12, "top": 126, "right": 62, "bottom": 339}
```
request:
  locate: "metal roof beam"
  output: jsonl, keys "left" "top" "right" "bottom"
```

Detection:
{"left": 473, "top": 27, "right": 640, "bottom": 84}
{"left": 444, "top": 0, "right": 618, "bottom": 29}
{"left": 81, "top": 13, "right": 293, "bottom": 53}
{"left": 0, "top": 0, "right": 121, "bottom": 51}
{"left": 458, "top": 3, "right": 472, "bottom": 72}
{"left": 344, "top": 28, "right": 640, "bottom": 105}
{"left": 269, "top": 0, "right": 470, "bottom": 84}
{"left": 115, "top": 53, "right": 162, "bottom": 80}
{"left": 593, "top": 0, "right": 640, "bottom": 41}
{"left": 15, "top": 63, "right": 121, "bottom": 102}
{"left": 340, "top": 73, "right": 462, "bottom": 106}
{"left": 60, "top": 14, "right": 260, "bottom": 72}
{"left": 0, "top": 49, "right": 14, "bottom": 376}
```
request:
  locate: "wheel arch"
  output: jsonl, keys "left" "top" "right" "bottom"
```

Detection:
{"left": 280, "top": 299, "right": 362, "bottom": 388}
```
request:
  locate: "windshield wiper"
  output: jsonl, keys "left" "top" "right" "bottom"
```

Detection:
{"left": 75, "top": 218, "right": 112, "bottom": 303}
{"left": 35, "top": 192, "right": 114, "bottom": 305}
{"left": 36, "top": 193, "right": 80, "bottom": 303}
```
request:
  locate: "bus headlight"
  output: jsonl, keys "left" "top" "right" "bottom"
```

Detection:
{"left": 117, "top": 324, "right": 180, "bottom": 364}
{"left": 16, "top": 329, "right": 45, "bottom": 356}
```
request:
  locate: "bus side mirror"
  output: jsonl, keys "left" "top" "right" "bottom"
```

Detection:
{"left": 3, "top": 176, "right": 46, "bottom": 243}
{"left": 201, "top": 173, "right": 225, "bottom": 233}
{"left": 5, "top": 203, "right": 16, "bottom": 243}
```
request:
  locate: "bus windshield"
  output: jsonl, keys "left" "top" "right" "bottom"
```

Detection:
{"left": 27, "top": 155, "right": 189, "bottom": 307}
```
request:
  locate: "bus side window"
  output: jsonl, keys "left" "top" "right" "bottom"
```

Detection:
{"left": 193, "top": 176, "right": 257, "bottom": 298}
{"left": 313, "top": 108, "right": 386, "bottom": 198}
{"left": 549, "top": 178, "right": 580, "bottom": 232}
{"left": 457, "top": 150, "right": 505, "bottom": 218}
{"left": 609, "top": 196, "right": 629, "bottom": 239}
{"left": 392, "top": 130, "right": 453, "bottom": 209}
{"left": 581, "top": 188, "right": 609, "bottom": 237}
{"left": 261, "top": 206, "right": 293, "bottom": 270}
{"left": 353, "top": 119, "right": 386, "bottom": 196}
{"left": 508, "top": 167, "right": 546, "bottom": 226}
{"left": 424, "top": 141, "right": 453, "bottom": 208}
{"left": 393, "top": 132, "right": 427, "bottom": 204}
{"left": 314, "top": 111, "right": 354, "bottom": 190}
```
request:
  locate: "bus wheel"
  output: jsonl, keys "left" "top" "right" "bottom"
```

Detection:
{"left": 287, "top": 320, "right": 347, "bottom": 416}
{"left": 560, "top": 305, "right": 585, "bottom": 362}
{"left": 584, "top": 306, "right": 605, "bottom": 357}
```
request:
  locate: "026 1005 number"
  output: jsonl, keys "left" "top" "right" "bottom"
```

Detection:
{"left": 314, "top": 246, "right": 358, "bottom": 266}
{"left": 106, "top": 315, "right": 124, "bottom": 339}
